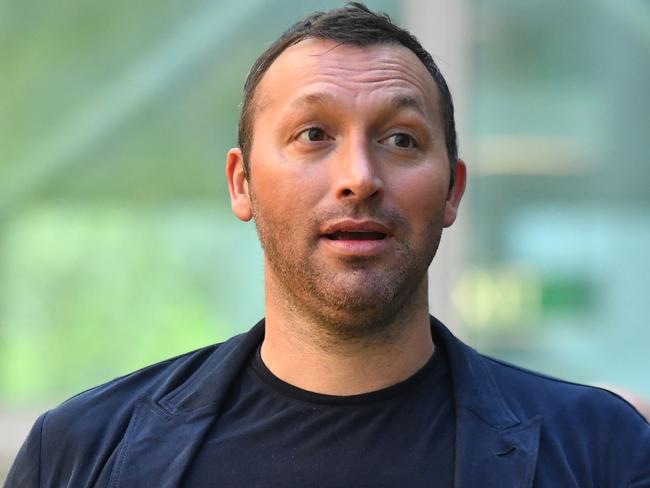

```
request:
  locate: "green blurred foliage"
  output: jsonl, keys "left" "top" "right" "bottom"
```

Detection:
{"left": 0, "top": 206, "right": 265, "bottom": 405}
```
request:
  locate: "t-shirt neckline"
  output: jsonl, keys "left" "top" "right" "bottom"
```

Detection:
{"left": 251, "top": 342, "right": 445, "bottom": 406}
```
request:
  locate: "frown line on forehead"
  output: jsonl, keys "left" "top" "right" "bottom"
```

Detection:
{"left": 284, "top": 91, "right": 429, "bottom": 118}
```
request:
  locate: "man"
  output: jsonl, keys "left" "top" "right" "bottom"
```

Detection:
{"left": 6, "top": 3, "right": 650, "bottom": 487}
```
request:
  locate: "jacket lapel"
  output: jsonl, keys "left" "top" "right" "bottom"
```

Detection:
{"left": 108, "top": 397, "right": 215, "bottom": 487}
{"left": 454, "top": 410, "right": 540, "bottom": 488}
{"left": 109, "top": 321, "right": 265, "bottom": 488}
{"left": 430, "top": 317, "right": 541, "bottom": 488}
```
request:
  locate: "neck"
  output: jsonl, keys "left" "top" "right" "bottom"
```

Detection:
{"left": 261, "top": 271, "right": 434, "bottom": 396}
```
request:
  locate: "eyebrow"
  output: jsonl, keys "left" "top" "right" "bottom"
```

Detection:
{"left": 388, "top": 94, "right": 428, "bottom": 118}
{"left": 287, "top": 92, "right": 337, "bottom": 111}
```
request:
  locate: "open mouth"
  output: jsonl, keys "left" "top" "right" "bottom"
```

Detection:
{"left": 325, "top": 231, "right": 387, "bottom": 241}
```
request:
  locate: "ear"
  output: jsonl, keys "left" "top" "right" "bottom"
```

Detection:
{"left": 226, "top": 147, "right": 253, "bottom": 222}
{"left": 443, "top": 159, "right": 467, "bottom": 228}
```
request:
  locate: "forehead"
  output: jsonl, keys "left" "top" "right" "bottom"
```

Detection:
{"left": 254, "top": 38, "right": 440, "bottom": 120}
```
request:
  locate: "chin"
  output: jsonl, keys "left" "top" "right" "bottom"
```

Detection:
{"left": 305, "top": 278, "right": 420, "bottom": 337}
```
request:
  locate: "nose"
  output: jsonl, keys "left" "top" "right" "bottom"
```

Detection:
{"left": 332, "top": 136, "right": 384, "bottom": 202}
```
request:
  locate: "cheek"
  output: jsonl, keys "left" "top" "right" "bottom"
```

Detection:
{"left": 390, "top": 171, "right": 449, "bottom": 224}
{"left": 251, "top": 165, "right": 327, "bottom": 224}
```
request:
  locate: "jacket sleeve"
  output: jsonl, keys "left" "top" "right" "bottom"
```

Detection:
{"left": 628, "top": 421, "right": 650, "bottom": 488}
{"left": 3, "top": 412, "right": 47, "bottom": 488}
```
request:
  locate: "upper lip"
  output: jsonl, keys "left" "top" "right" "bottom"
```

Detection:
{"left": 320, "top": 219, "right": 392, "bottom": 236}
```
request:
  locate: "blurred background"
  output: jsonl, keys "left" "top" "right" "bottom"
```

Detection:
{"left": 1, "top": 0, "right": 649, "bottom": 478}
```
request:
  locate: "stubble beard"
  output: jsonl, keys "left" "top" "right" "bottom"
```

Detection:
{"left": 252, "top": 198, "right": 443, "bottom": 343}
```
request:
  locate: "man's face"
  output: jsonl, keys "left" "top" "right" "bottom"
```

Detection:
{"left": 228, "top": 39, "right": 465, "bottom": 332}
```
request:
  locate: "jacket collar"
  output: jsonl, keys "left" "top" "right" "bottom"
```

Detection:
{"left": 160, "top": 319, "right": 265, "bottom": 414}
{"left": 109, "top": 321, "right": 265, "bottom": 487}
{"left": 430, "top": 315, "right": 520, "bottom": 428}
{"left": 112, "top": 317, "right": 540, "bottom": 488}
{"left": 430, "top": 316, "right": 540, "bottom": 487}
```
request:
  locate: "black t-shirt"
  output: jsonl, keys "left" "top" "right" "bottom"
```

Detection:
{"left": 183, "top": 343, "right": 455, "bottom": 487}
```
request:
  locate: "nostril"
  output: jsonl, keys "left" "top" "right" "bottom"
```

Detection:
{"left": 339, "top": 187, "right": 381, "bottom": 200}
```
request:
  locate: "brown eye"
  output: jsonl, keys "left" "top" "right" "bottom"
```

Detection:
{"left": 297, "top": 127, "right": 328, "bottom": 142}
{"left": 384, "top": 133, "right": 416, "bottom": 148}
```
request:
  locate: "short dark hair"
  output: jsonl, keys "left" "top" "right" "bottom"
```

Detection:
{"left": 238, "top": 2, "right": 458, "bottom": 182}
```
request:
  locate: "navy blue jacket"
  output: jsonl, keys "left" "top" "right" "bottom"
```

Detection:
{"left": 6, "top": 317, "right": 650, "bottom": 487}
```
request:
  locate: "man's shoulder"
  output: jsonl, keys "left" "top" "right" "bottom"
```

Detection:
{"left": 475, "top": 354, "right": 650, "bottom": 485}
{"left": 39, "top": 342, "right": 219, "bottom": 442}
{"left": 40, "top": 328, "right": 256, "bottom": 447}
{"left": 481, "top": 353, "right": 649, "bottom": 430}
{"left": 433, "top": 316, "right": 647, "bottom": 429}
{"left": 6, "top": 324, "right": 265, "bottom": 486}
{"left": 55, "top": 343, "right": 219, "bottom": 412}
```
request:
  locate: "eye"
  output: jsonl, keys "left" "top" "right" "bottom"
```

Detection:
{"left": 296, "top": 127, "right": 330, "bottom": 142}
{"left": 382, "top": 133, "right": 417, "bottom": 148}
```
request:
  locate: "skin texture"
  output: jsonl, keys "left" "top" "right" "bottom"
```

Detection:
{"left": 227, "top": 39, "right": 466, "bottom": 395}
